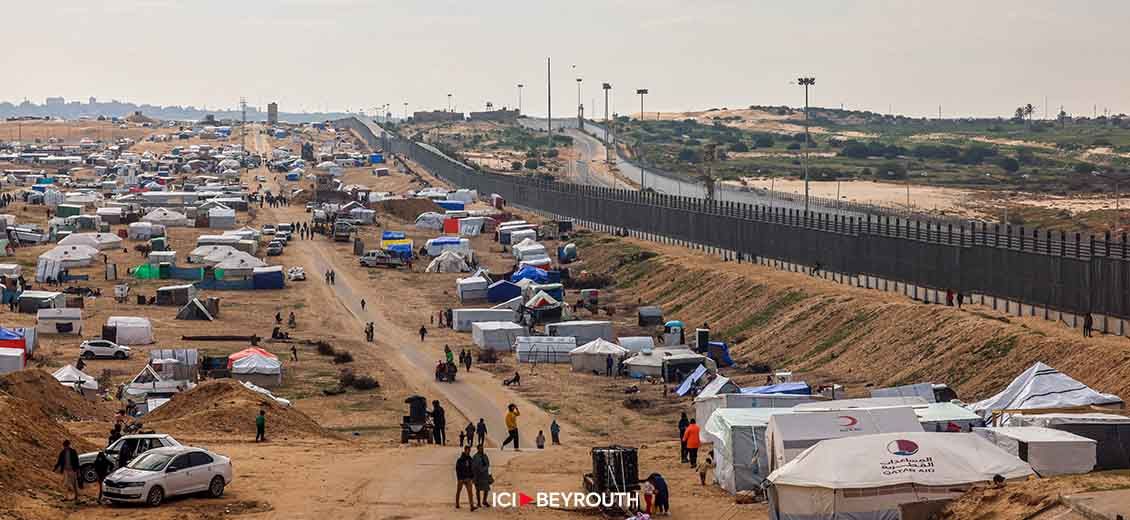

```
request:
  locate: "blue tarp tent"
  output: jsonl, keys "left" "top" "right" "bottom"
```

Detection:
{"left": 251, "top": 266, "right": 285, "bottom": 290}
{"left": 381, "top": 231, "right": 406, "bottom": 240}
{"left": 369, "top": 153, "right": 384, "bottom": 164}
{"left": 510, "top": 265, "right": 550, "bottom": 284}
{"left": 487, "top": 280, "right": 522, "bottom": 303}
{"left": 705, "top": 341, "right": 735, "bottom": 367}
{"left": 387, "top": 243, "right": 413, "bottom": 259}
{"left": 435, "top": 200, "right": 465, "bottom": 211}
{"left": 285, "top": 172, "right": 300, "bottom": 181}
{"left": 740, "top": 381, "right": 811, "bottom": 395}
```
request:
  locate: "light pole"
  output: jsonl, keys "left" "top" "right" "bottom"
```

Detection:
{"left": 403, "top": 102, "right": 408, "bottom": 121}
{"left": 1093, "top": 171, "right": 1123, "bottom": 230}
{"left": 636, "top": 88, "right": 649, "bottom": 190}
{"left": 576, "top": 77, "right": 583, "bottom": 129}
{"left": 797, "top": 77, "right": 816, "bottom": 213}
{"left": 602, "top": 83, "right": 612, "bottom": 164}
{"left": 447, "top": 94, "right": 452, "bottom": 112}
{"left": 547, "top": 57, "right": 552, "bottom": 151}
{"left": 517, "top": 84, "right": 523, "bottom": 114}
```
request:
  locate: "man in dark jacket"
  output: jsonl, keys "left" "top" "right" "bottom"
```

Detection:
{"left": 53, "top": 440, "right": 81, "bottom": 502}
{"left": 94, "top": 451, "right": 114, "bottom": 503}
{"left": 431, "top": 401, "right": 446, "bottom": 445}
{"left": 475, "top": 418, "right": 487, "bottom": 447}
{"left": 471, "top": 444, "right": 492, "bottom": 508}
{"left": 455, "top": 446, "right": 476, "bottom": 510}
{"left": 677, "top": 412, "right": 690, "bottom": 463}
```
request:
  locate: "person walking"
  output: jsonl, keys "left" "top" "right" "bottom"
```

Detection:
{"left": 501, "top": 404, "right": 520, "bottom": 451}
{"left": 53, "top": 440, "right": 81, "bottom": 502}
{"left": 945, "top": 289, "right": 954, "bottom": 307}
{"left": 108, "top": 423, "right": 122, "bottom": 446}
{"left": 471, "top": 444, "right": 492, "bottom": 508}
{"left": 640, "top": 477, "right": 655, "bottom": 515}
{"left": 94, "top": 451, "right": 114, "bottom": 503}
{"left": 255, "top": 409, "right": 267, "bottom": 442}
{"left": 536, "top": 430, "right": 546, "bottom": 449}
{"left": 697, "top": 456, "right": 715, "bottom": 486}
{"left": 464, "top": 422, "right": 475, "bottom": 448}
{"left": 957, "top": 291, "right": 964, "bottom": 309}
{"left": 550, "top": 419, "right": 561, "bottom": 445}
{"left": 677, "top": 412, "right": 690, "bottom": 463}
{"left": 419, "top": 325, "right": 428, "bottom": 342}
{"left": 1084, "top": 312, "right": 1094, "bottom": 337}
{"left": 454, "top": 446, "right": 476, "bottom": 511}
{"left": 291, "top": 345, "right": 298, "bottom": 362}
{"left": 463, "top": 350, "right": 472, "bottom": 372}
{"left": 431, "top": 400, "right": 447, "bottom": 445}
{"left": 605, "top": 354, "right": 613, "bottom": 377}
{"left": 360, "top": 298, "right": 366, "bottom": 311}
{"left": 444, "top": 345, "right": 453, "bottom": 365}
{"left": 683, "top": 419, "right": 701, "bottom": 467}
{"left": 476, "top": 418, "right": 487, "bottom": 446}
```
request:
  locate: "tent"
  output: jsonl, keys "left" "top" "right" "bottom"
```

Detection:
{"left": 793, "top": 397, "right": 929, "bottom": 412}
{"left": 0, "top": 327, "right": 33, "bottom": 353}
{"left": 36, "top": 308, "right": 83, "bottom": 335}
{"left": 492, "top": 295, "right": 524, "bottom": 312}
{"left": 915, "top": 402, "right": 985, "bottom": 433}
{"left": 149, "top": 349, "right": 199, "bottom": 381}
{"left": 471, "top": 321, "right": 527, "bottom": 351}
{"left": 458, "top": 217, "right": 487, "bottom": 236}
{"left": 252, "top": 266, "right": 285, "bottom": 289}
{"left": 515, "top": 336, "right": 576, "bottom": 363}
{"left": 208, "top": 207, "right": 236, "bottom": 229}
{"left": 513, "top": 241, "right": 547, "bottom": 262}
{"left": 698, "top": 376, "right": 742, "bottom": 400}
{"left": 202, "top": 246, "right": 247, "bottom": 265}
{"left": 381, "top": 230, "right": 406, "bottom": 241}
{"left": 142, "top": 208, "right": 190, "bottom": 226}
{"left": 1007, "top": 413, "right": 1130, "bottom": 470}
{"left": 58, "top": 232, "right": 123, "bottom": 251}
{"left": 128, "top": 222, "right": 160, "bottom": 240}
{"left": 618, "top": 336, "right": 656, "bottom": 353}
{"left": 425, "top": 250, "right": 469, "bottom": 273}
{"left": 189, "top": 245, "right": 236, "bottom": 263}
{"left": 526, "top": 283, "right": 564, "bottom": 301}
{"left": 456, "top": 276, "right": 489, "bottom": 302}
{"left": 425, "top": 237, "right": 472, "bottom": 257}
{"left": 487, "top": 280, "right": 522, "bottom": 303}
{"left": 214, "top": 254, "right": 267, "bottom": 277}
{"left": 229, "top": 348, "right": 283, "bottom": 387}
{"left": 53, "top": 364, "right": 98, "bottom": 392}
{"left": 622, "top": 347, "right": 717, "bottom": 379}
{"left": 569, "top": 338, "right": 628, "bottom": 373}
{"left": 176, "top": 298, "right": 215, "bottom": 321}
{"left": 766, "top": 432, "right": 1034, "bottom": 520}
{"left": 105, "top": 316, "right": 155, "bottom": 345}
{"left": 155, "top": 284, "right": 197, "bottom": 306}
{"left": 545, "top": 320, "right": 614, "bottom": 346}
{"left": 0, "top": 263, "right": 20, "bottom": 277}
{"left": 704, "top": 408, "right": 794, "bottom": 493}
{"left": 742, "top": 382, "right": 812, "bottom": 396}
{"left": 37, "top": 245, "right": 97, "bottom": 282}
{"left": 693, "top": 392, "right": 817, "bottom": 439}
{"left": 17, "top": 290, "right": 64, "bottom": 313}
{"left": 974, "top": 426, "right": 1096, "bottom": 476}
{"left": 766, "top": 407, "right": 924, "bottom": 472}
{"left": 509, "top": 228, "right": 537, "bottom": 244}
{"left": 510, "top": 265, "right": 550, "bottom": 284}
{"left": 148, "top": 250, "right": 176, "bottom": 265}
{"left": 0, "top": 347, "right": 24, "bottom": 375}
{"left": 972, "top": 362, "right": 1124, "bottom": 421}
{"left": 415, "top": 212, "right": 445, "bottom": 230}
{"left": 870, "top": 383, "right": 938, "bottom": 403}
{"left": 524, "top": 291, "right": 564, "bottom": 322}
{"left": 451, "top": 308, "right": 517, "bottom": 332}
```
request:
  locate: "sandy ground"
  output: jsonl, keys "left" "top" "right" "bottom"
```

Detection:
{"left": 734, "top": 176, "right": 976, "bottom": 215}
{"left": 630, "top": 108, "right": 876, "bottom": 138}
{"left": 0, "top": 120, "right": 154, "bottom": 145}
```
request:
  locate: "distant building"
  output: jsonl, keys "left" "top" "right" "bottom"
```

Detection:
{"left": 468, "top": 108, "right": 520, "bottom": 123}
{"left": 412, "top": 110, "right": 463, "bottom": 123}
{"left": 45, "top": 97, "right": 65, "bottom": 106}
{"left": 267, "top": 102, "right": 278, "bottom": 125}
{"left": 88, "top": 97, "right": 97, "bottom": 105}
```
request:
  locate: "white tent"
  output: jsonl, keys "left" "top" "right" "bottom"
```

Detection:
{"left": 451, "top": 308, "right": 517, "bottom": 332}
{"left": 515, "top": 336, "right": 576, "bottom": 363}
{"left": 426, "top": 250, "right": 469, "bottom": 273}
{"left": 415, "top": 211, "right": 445, "bottom": 230}
{"left": 545, "top": 320, "right": 614, "bottom": 346}
{"left": 230, "top": 352, "right": 283, "bottom": 387}
{"left": 972, "top": 362, "right": 1124, "bottom": 421}
{"left": 0, "top": 348, "right": 24, "bottom": 376}
{"left": 52, "top": 364, "right": 98, "bottom": 391}
{"left": 0, "top": 263, "right": 21, "bottom": 277}
{"left": 128, "top": 221, "right": 159, "bottom": 240}
{"left": 767, "top": 432, "right": 1033, "bottom": 520}
{"left": 36, "top": 308, "right": 83, "bottom": 335}
{"left": 106, "top": 316, "right": 155, "bottom": 345}
{"left": 492, "top": 295, "right": 524, "bottom": 312}
{"left": 513, "top": 241, "right": 547, "bottom": 262}
{"left": 58, "top": 232, "right": 123, "bottom": 251}
{"left": 510, "top": 228, "right": 537, "bottom": 244}
{"left": 456, "top": 275, "right": 489, "bottom": 302}
{"left": 471, "top": 321, "right": 527, "bottom": 351}
{"left": 189, "top": 245, "right": 236, "bottom": 263}
{"left": 622, "top": 347, "right": 716, "bottom": 379}
{"left": 974, "top": 426, "right": 1096, "bottom": 476}
{"left": 618, "top": 336, "right": 656, "bottom": 353}
{"left": 766, "top": 407, "right": 924, "bottom": 472}
{"left": 36, "top": 245, "right": 97, "bottom": 282}
{"left": 215, "top": 254, "right": 267, "bottom": 277}
{"left": 425, "top": 237, "right": 473, "bottom": 258}
{"left": 792, "top": 397, "right": 929, "bottom": 412}
{"left": 142, "top": 208, "right": 190, "bottom": 227}
{"left": 694, "top": 393, "right": 819, "bottom": 442}
{"left": 208, "top": 206, "right": 236, "bottom": 229}
{"left": 569, "top": 338, "right": 628, "bottom": 373}
{"left": 704, "top": 408, "right": 794, "bottom": 493}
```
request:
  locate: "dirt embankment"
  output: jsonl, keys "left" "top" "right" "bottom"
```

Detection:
{"left": 938, "top": 472, "right": 1130, "bottom": 519}
{"left": 144, "top": 380, "right": 336, "bottom": 441}
{"left": 570, "top": 232, "right": 1130, "bottom": 401}
{"left": 374, "top": 198, "right": 441, "bottom": 222}
{"left": 0, "top": 370, "right": 112, "bottom": 421}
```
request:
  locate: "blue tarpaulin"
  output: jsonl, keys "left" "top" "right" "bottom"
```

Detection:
{"left": 487, "top": 280, "right": 522, "bottom": 303}
{"left": 676, "top": 364, "right": 709, "bottom": 396}
{"left": 510, "top": 266, "right": 549, "bottom": 284}
{"left": 369, "top": 153, "right": 384, "bottom": 164}
{"left": 430, "top": 236, "right": 461, "bottom": 245}
{"left": 387, "top": 243, "right": 413, "bottom": 259}
{"left": 435, "top": 200, "right": 465, "bottom": 211}
{"left": 740, "top": 382, "right": 811, "bottom": 395}
{"left": 252, "top": 267, "right": 285, "bottom": 290}
{"left": 381, "top": 231, "right": 406, "bottom": 240}
{"left": 705, "top": 341, "right": 735, "bottom": 367}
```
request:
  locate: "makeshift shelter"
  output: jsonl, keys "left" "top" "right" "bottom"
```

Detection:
{"left": 36, "top": 245, "right": 97, "bottom": 282}
{"left": 513, "top": 241, "right": 547, "bottom": 262}
{"left": 974, "top": 426, "right": 1096, "bottom": 476}
{"left": 458, "top": 217, "right": 486, "bottom": 236}
{"left": 176, "top": 298, "right": 215, "bottom": 321}
{"left": 705, "top": 408, "right": 794, "bottom": 493}
{"left": 125, "top": 364, "right": 192, "bottom": 400}
{"left": 618, "top": 336, "right": 656, "bottom": 353}
{"left": 487, "top": 280, "right": 522, "bottom": 303}
{"left": 451, "top": 308, "right": 517, "bottom": 332}
{"left": 622, "top": 347, "right": 717, "bottom": 380}
{"left": 425, "top": 237, "right": 472, "bottom": 257}
{"left": 545, "top": 320, "right": 614, "bottom": 346}
{"left": 915, "top": 402, "right": 985, "bottom": 433}
{"left": 142, "top": 208, "right": 190, "bottom": 227}
{"left": 471, "top": 321, "right": 527, "bottom": 351}
{"left": 0, "top": 347, "right": 24, "bottom": 375}
{"left": 569, "top": 338, "right": 628, "bottom": 373}
{"left": 105, "top": 316, "right": 155, "bottom": 345}
{"left": 229, "top": 348, "right": 283, "bottom": 387}
{"left": 36, "top": 308, "right": 83, "bottom": 335}
{"left": 766, "top": 432, "right": 1034, "bottom": 520}
{"left": 127, "top": 222, "right": 159, "bottom": 240}
{"left": 972, "top": 362, "right": 1124, "bottom": 421}
{"left": 425, "top": 250, "right": 469, "bottom": 273}
{"left": 155, "top": 284, "right": 197, "bottom": 306}
{"left": 148, "top": 250, "right": 176, "bottom": 265}
{"left": 252, "top": 266, "right": 285, "bottom": 289}
{"left": 0, "top": 263, "right": 20, "bottom": 277}
{"left": 456, "top": 275, "right": 489, "bottom": 302}
{"left": 53, "top": 364, "right": 98, "bottom": 392}
{"left": 694, "top": 393, "right": 812, "bottom": 437}
{"left": 214, "top": 254, "right": 267, "bottom": 278}
{"left": 58, "top": 232, "right": 123, "bottom": 251}
{"left": 515, "top": 336, "right": 576, "bottom": 363}
{"left": 870, "top": 383, "right": 939, "bottom": 403}
{"left": 415, "top": 212, "right": 445, "bottom": 230}
{"left": 16, "top": 290, "right": 63, "bottom": 314}
{"left": 0, "top": 327, "right": 34, "bottom": 354}
{"left": 766, "top": 407, "right": 924, "bottom": 472}
{"left": 208, "top": 207, "right": 236, "bottom": 229}
{"left": 492, "top": 295, "right": 524, "bottom": 312}
{"left": 95, "top": 206, "right": 123, "bottom": 224}
{"left": 509, "top": 228, "right": 537, "bottom": 245}
{"left": 637, "top": 306, "right": 664, "bottom": 327}
{"left": 189, "top": 245, "right": 234, "bottom": 263}
{"left": 510, "top": 265, "right": 550, "bottom": 284}
{"left": 1007, "top": 413, "right": 1130, "bottom": 470}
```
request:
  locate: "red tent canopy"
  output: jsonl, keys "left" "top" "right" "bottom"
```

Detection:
{"left": 227, "top": 347, "right": 278, "bottom": 368}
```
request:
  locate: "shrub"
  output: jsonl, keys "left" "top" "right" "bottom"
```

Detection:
{"left": 786, "top": 142, "right": 801, "bottom": 151}
{"left": 999, "top": 157, "right": 1020, "bottom": 173}
{"left": 524, "top": 158, "right": 540, "bottom": 170}
{"left": 730, "top": 142, "right": 749, "bottom": 153}
{"left": 338, "top": 368, "right": 355, "bottom": 387}
{"left": 332, "top": 351, "right": 354, "bottom": 364}
{"left": 753, "top": 135, "right": 774, "bottom": 148}
{"left": 315, "top": 341, "right": 335, "bottom": 356}
{"left": 510, "top": 161, "right": 522, "bottom": 171}
{"left": 351, "top": 375, "right": 379, "bottom": 390}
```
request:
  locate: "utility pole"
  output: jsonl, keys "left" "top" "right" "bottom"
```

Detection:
{"left": 636, "top": 88, "right": 648, "bottom": 190}
{"left": 576, "top": 77, "right": 583, "bottom": 130}
{"left": 403, "top": 102, "right": 408, "bottom": 121}
{"left": 517, "top": 84, "right": 523, "bottom": 114}
{"left": 547, "top": 58, "right": 552, "bottom": 151}
{"left": 797, "top": 77, "right": 816, "bottom": 213}
{"left": 602, "top": 83, "right": 612, "bottom": 164}
{"left": 447, "top": 94, "right": 452, "bottom": 112}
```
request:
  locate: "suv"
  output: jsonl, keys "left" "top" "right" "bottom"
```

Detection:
{"left": 266, "top": 241, "right": 284, "bottom": 256}
{"left": 79, "top": 434, "right": 183, "bottom": 483}
{"left": 261, "top": 224, "right": 276, "bottom": 235}
{"left": 102, "top": 446, "right": 233, "bottom": 506}
{"left": 80, "top": 339, "right": 131, "bottom": 360}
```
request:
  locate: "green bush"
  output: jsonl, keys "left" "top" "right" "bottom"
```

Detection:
{"left": 511, "top": 161, "right": 522, "bottom": 171}
{"left": 524, "top": 158, "right": 540, "bottom": 170}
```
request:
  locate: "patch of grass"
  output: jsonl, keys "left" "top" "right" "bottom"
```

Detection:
{"left": 803, "top": 311, "right": 874, "bottom": 363}
{"left": 530, "top": 399, "right": 560, "bottom": 414}
{"left": 719, "top": 290, "right": 805, "bottom": 339}
{"left": 973, "top": 334, "right": 1019, "bottom": 361}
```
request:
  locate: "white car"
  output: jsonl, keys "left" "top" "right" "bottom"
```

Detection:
{"left": 262, "top": 224, "right": 276, "bottom": 235}
{"left": 79, "top": 434, "right": 182, "bottom": 483}
{"left": 80, "top": 339, "right": 131, "bottom": 360}
{"left": 102, "top": 447, "right": 233, "bottom": 506}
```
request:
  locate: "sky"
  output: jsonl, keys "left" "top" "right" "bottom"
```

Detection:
{"left": 3, "top": 0, "right": 1128, "bottom": 118}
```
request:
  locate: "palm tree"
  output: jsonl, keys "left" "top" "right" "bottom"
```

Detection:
{"left": 1024, "top": 103, "right": 1035, "bottom": 128}
{"left": 1014, "top": 107, "right": 1026, "bottom": 121}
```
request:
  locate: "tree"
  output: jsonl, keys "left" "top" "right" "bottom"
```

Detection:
{"left": 875, "top": 162, "right": 907, "bottom": 179}
{"left": 753, "top": 135, "right": 775, "bottom": 148}
{"left": 510, "top": 161, "right": 522, "bottom": 171}
{"left": 1024, "top": 103, "right": 1035, "bottom": 127}
{"left": 1014, "top": 107, "right": 1026, "bottom": 122}
{"left": 999, "top": 157, "right": 1020, "bottom": 173}
{"left": 677, "top": 147, "right": 702, "bottom": 163}
{"left": 545, "top": 148, "right": 559, "bottom": 158}
{"left": 729, "top": 142, "right": 749, "bottom": 153}
{"left": 523, "top": 158, "right": 540, "bottom": 170}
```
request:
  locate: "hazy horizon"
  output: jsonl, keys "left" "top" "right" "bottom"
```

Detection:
{"left": 4, "top": 0, "right": 1128, "bottom": 119}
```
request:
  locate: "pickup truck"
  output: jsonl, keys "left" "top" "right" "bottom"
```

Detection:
{"left": 359, "top": 249, "right": 405, "bottom": 268}
{"left": 333, "top": 221, "right": 353, "bottom": 242}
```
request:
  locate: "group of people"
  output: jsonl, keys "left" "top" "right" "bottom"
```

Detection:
{"left": 363, "top": 321, "right": 375, "bottom": 342}
{"left": 677, "top": 413, "right": 713, "bottom": 486}
{"left": 324, "top": 269, "right": 337, "bottom": 284}
{"left": 275, "top": 311, "right": 297, "bottom": 328}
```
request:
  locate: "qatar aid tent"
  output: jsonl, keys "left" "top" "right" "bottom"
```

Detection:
{"left": 765, "top": 407, "right": 924, "bottom": 472}
{"left": 53, "top": 364, "right": 99, "bottom": 392}
{"left": 58, "top": 232, "right": 123, "bottom": 251}
{"left": 972, "top": 362, "right": 1124, "bottom": 422}
{"left": 569, "top": 338, "right": 628, "bottom": 373}
{"left": 974, "top": 426, "right": 1096, "bottom": 476}
{"left": 228, "top": 348, "right": 283, "bottom": 387}
{"left": 471, "top": 321, "right": 527, "bottom": 351}
{"left": 143, "top": 208, "right": 190, "bottom": 227}
{"left": 766, "top": 432, "right": 1033, "bottom": 520}
{"left": 704, "top": 408, "right": 794, "bottom": 493}
{"left": 105, "top": 316, "right": 155, "bottom": 345}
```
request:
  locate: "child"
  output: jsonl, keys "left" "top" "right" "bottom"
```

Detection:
{"left": 536, "top": 430, "right": 546, "bottom": 449}
{"left": 698, "top": 456, "right": 715, "bottom": 485}
{"left": 640, "top": 478, "right": 656, "bottom": 515}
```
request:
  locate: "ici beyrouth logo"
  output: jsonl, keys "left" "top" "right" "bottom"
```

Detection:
{"left": 492, "top": 491, "right": 638, "bottom": 509}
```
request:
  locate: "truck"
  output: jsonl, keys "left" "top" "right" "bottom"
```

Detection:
{"left": 359, "top": 249, "right": 406, "bottom": 268}
{"left": 333, "top": 221, "right": 353, "bottom": 242}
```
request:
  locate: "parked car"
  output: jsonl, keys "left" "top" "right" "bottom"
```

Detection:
{"left": 255, "top": 175, "right": 266, "bottom": 182}
{"left": 80, "top": 339, "right": 131, "bottom": 360}
{"left": 101, "top": 447, "right": 233, "bottom": 506}
{"left": 275, "top": 231, "right": 291, "bottom": 243}
{"left": 360, "top": 249, "right": 406, "bottom": 268}
{"left": 261, "top": 224, "right": 276, "bottom": 235}
{"left": 79, "top": 434, "right": 182, "bottom": 483}
{"left": 266, "top": 241, "right": 284, "bottom": 256}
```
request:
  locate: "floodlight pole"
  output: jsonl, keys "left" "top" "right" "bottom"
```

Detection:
{"left": 797, "top": 77, "right": 816, "bottom": 214}
{"left": 603, "top": 83, "right": 612, "bottom": 164}
{"left": 517, "top": 84, "right": 523, "bottom": 115}
{"left": 636, "top": 88, "right": 648, "bottom": 190}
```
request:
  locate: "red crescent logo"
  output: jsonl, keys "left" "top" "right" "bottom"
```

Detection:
{"left": 838, "top": 416, "right": 858, "bottom": 427}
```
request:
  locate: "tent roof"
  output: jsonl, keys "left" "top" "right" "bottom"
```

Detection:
{"left": 793, "top": 396, "right": 928, "bottom": 411}
{"left": 37, "top": 308, "right": 82, "bottom": 319}
{"left": 972, "top": 362, "right": 1123, "bottom": 418}
{"left": 231, "top": 352, "right": 282, "bottom": 374}
{"left": 52, "top": 364, "right": 98, "bottom": 390}
{"left": 107, "top": 316, "right": 152, "bottom": 328}
{"left": 525, "top": 290, "right": 559, "bottom": 308}
{"left": 176, "top": 298, "right": 214, "bottom": 321}
{"left": 697, "top": 376, "right": 741, "bottom": 400}
{"left": 570, "top": 338, "right": 629, "bottom": 356}
{"left": 976, "top": 426, "right": 1096, "bottom": 444}
{"left": 768, "top": 432, "right": 1033, "bottom": 489}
